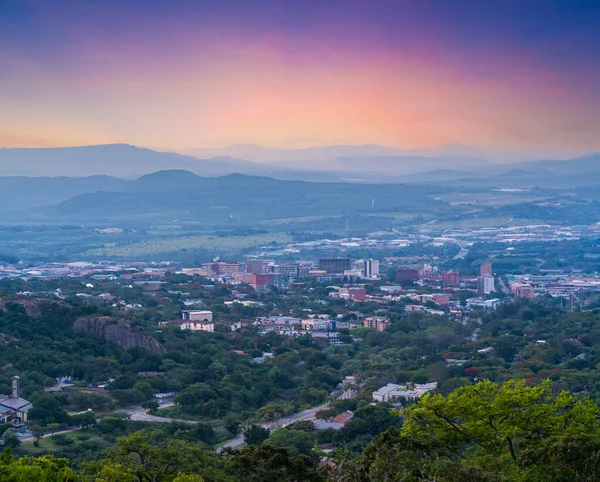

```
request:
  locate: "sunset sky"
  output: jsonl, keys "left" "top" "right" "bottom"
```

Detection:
{"left": 1, "top": 0, "right": 600, "bottom": 150}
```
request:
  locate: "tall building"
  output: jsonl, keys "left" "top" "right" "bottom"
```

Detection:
{"left": 513, "top": 283, "right": 535, "bottom": 299}
{"left": 480, "top": 261, "right": 492, "bottom": 277}
{"left": 319, "top": 258, "right": 351, "bottom": 274}
{"left": 395, "top": 268, "right": 419, "bottom": 282}
{"left": 272, "top": 264, "right": 298, "bottom": 277}
{"left": 246, "top": 260, "right": 267, "bottom": 274}
{"left": 363, "top": 259, "right": 380, "bottom": 278}
{"left": 442, "top": 270, "right": 460, "bottom": 288}
{"left": 477, "top": 275, "right": 495, "bottom": 294}
{"left": 242, "top": 273, "right": 283, "bottom": 291}
{"left": 202, "top": 262, "right": 242, "bottom": 276}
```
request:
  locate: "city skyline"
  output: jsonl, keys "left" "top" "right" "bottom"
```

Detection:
{"left": 2, "top": 0, "right": 600, "bottom": 152}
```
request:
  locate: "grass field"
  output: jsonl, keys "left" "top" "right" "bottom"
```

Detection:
{"left": 19, "top": 428, "right": 103, "bottom": 454}
{"left": 417, "top": 216, "right": 550, "bottom": 229}
{"left": 83, "top": 232, "right": 293, "bottom": 257}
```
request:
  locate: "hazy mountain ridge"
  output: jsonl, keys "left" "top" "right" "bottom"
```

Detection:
{"left": 179, "top": 143, "right": 589, "bottom": 164}
{"left": 1, "top": 144, "right": 599, "bottom": 194}
{"left": 406, "top": 153, "right": 600, "bottom": 188}
{"left": 1, "top": 170, "right": 447, "bottom": 224}
{"left": 0, "top": 144, "right": 277, "bottom": 179}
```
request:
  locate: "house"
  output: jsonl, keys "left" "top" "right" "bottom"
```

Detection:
{"left": 372, "top": 383, "right": 402, "bottom": 402}
{"left": 310, "top": 331, "right": 341, "bottom": 345}
{"left": 363, "top": 317, "right": 390, "bottom": 331}
{"left": 372, "top": 381, "right": 437, "bottom": 402}
{"left": 182, "top": 310, "right": 213, "bottom": 322}
{"left": 181, "top": 321, "right": 214, "bottom": 332}
{"left": 332, "top": 411, "right": 354, "bottom": 424}
{"left": 0, "top": 376, "right": 32, "bottom": 426}
{"left": 301, "top": 319, "right": 332, "bottom": 331}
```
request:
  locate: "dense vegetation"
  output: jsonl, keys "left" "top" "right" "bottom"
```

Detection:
{"left": 4, "top": 380, "right": 600, "bottom": 480}
{"left": 4, "top": 273, "right": 600, "bottom": 480}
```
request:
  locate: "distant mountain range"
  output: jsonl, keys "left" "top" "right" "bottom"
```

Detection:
{"left": 0, "top": 170, "right": 446, "bottom": 224}
{"left": 0, "top": 143, "right": 492, "bottom": 179}
{"left": 179, "top": 143, "right": 588, "bottom": 164}
{"left": 0, "top": 144, "right": 271, "bottom": 178}
{"left": 0, "top": 143, "right": 598, "bottom": 189}
{"left": 405, "top": 153, "right": 600, "bottom": 188}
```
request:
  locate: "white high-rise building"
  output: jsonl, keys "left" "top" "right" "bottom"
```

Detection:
{"left": 478, "top": 275, "right": 495, "bottom": 294}
{"left": 363, "top": 259, "right": 379, "bottom": 278}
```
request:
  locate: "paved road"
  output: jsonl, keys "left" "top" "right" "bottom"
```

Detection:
{"left": 130, "top": 411, "right": 196, "bottom": 423}
{"left": 19, "top": 398, "right": 182, "bottom": 441}
{"left": 217, "top": 403, "right": 329, "bottom": 452}
{"left": 498, "top": 275, "right": 511, "bottom": 295}
{"left": 19, "top": 426, "right": 81, "bottom": 442}
{"left": 124, "top": 399, "right": 197, "bottom": 424}
{"left": 453, "top": 242, "right": 471, "bottom": 260}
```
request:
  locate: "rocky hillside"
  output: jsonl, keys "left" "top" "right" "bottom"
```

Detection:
{"left": 73, "top": 316, "right": 165, "bottom": 354}
{"left": 0, "top": 297, "right": 57, "bottom": 317}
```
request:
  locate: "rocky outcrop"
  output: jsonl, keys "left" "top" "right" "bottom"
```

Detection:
{"left": 73, "top": 316, "right": 165, "bottom": 354}
{"left": 0, "top": 297, "right": 55, "bottom": 317}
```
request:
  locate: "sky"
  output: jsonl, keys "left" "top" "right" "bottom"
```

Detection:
{"left": 1, "top": 0, "right": 600, "bottom": 151}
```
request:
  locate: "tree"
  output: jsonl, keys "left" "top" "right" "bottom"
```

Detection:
{"left": 141, "top": 399, "right": 159, "bottom": 411}
{"left": 2, "top": 431, "right": 20, "bottom": 449}
{"left": 230, "top": 444, "right": 324, "bottom": 482}
{"left": 88, "top": 431, "right": 230, "bottom": 482}
{"left": 243, "top": 424, "right": 270, "bottom": 446}
{"left": 255, "top": 403, "right": 294, "bottom": 422}
{"left": 266, "top": 428, "right": 316, "bottom": 457}
{"left": 335, "top": 403, "right": 401, "bottom": 447}
{"left": 27, "top": 393, "right": 70, "bottom": 426}
{"left": 0, "top": 452, "right": 77, "bottom": 481}
{"left": 287, "top": 420, "right": 315, "bottom": 432}
{"left": 51, "top": 434, "right": 74, "bottom": 447}
{"left": 333, "top": 428, "right": 446, "bottom": 482}
{"left": 29, "top": 424, "right": 45, "bottom": 446}
{"left": 70, "top": 411, "right": 97, "bottom": 428}
{"left": 403, "top": 379, "right": 600, "bottom": 463}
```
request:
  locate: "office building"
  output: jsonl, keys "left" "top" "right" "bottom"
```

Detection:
{"left": 246, "top": 260, "right": 267, "bottom": 274}
{"left": 477, "top": 275, "right": 495, "bottom": 294}
{"left": 395, "top": 268, "right": 419, "bottom": 282}
{"left": 513, "top": 283, "right": 535, "bottom": 299}
{"left": 319, "top": 258, "right": 351, "bottom": 274}
{"left": 480, "top": 261, "right": 492, "bottom": 277}
{"left": 363, "top": 259, "right": 379, "bottom": 278}
{"left": 242, "top": 273, "right": 283, "bottom": 291}
{"left": 442, "top": 270, "right": 460, "bottom": 288}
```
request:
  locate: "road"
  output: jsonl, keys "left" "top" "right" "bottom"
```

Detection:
{"left": 19, "top": 399, "right": 326, "bottom": 450}
{"left": 19, "top": 426, "right": 81, "bottom": 442}
{"left": 130, "top": 411, "right": 196, "bottom": 423}
{"left": 20, "top": 398, "right": 186, "bottom": 441}
{"left": 497, "top": 275, "right": 511, "bottom": 295}
{"left": 120, "top": 398, "right": 197, "bottom": 424}
{"left": 453, "top": 241, "right": 471, "bottom": 260}
{"left": 217, "top": 403, "right": 329, "bottom": 452}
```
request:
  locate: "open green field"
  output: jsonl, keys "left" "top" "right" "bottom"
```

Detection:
{"left": 417, "top": 216, "right": 551, "bottom": 230}
{"left": 83, "top": 232, "right": 293, "bottom": 258}
{"left": 19, "top": 428, "right": 103, "bottom": 455}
